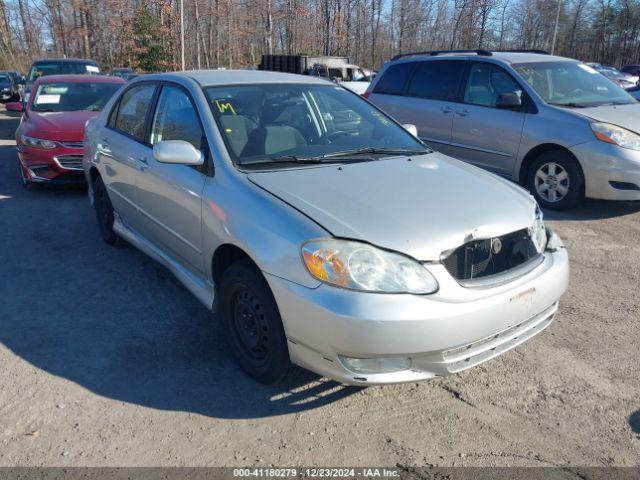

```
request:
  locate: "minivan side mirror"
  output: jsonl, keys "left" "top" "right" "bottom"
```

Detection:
{"left": 403, "top": 124, "right": 419, "bottom": 137}
{"left": 496, "top": 92, "right": 522, "bottom": 109}
{"left": 153, "top": 140, "right": 204, "bottom": 166}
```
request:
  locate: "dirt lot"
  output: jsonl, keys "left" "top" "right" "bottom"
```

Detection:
{"left": 0, "top": 109, "right": 638, "bottom": 468}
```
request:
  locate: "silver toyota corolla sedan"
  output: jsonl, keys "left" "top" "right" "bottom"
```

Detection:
{"left": 83, "top": 70, "right": 569, "bottom": 385}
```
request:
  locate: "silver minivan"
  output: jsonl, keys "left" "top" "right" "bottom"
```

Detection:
{"left": 84, "top": 70, "right": 568, "bottom": 385}
{"left": 365, "top": 50, "right": 640, "bottom": 209}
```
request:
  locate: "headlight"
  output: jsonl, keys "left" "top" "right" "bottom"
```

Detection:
{"left": 591, "top": 122, "right": 640, "bottom": 150}
{"left": 20, "top": 134, "right": 56, "bottom": 149}
{"left": 532, "top": 205, "right": 547, "bottom": 253}
{"left": 301, "top": 239, "right": 438, "bottom": 294}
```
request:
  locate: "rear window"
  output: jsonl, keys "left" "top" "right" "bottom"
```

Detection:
{"left": 28, "top": 62, "right": 100, "bottom": 81}
{"left": 373, "top": 62, "right": 415, "bottom": 95}
{"left": 406, "top": 60, "right": 466, "bottom": 101}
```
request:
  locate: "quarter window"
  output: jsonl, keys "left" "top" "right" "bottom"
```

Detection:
{"left": 464, "top": 63, "right": 522, "bottom": 108}
{"left": 373, "top": 62, "right": 415, "bottom": 95}
{"left": 150, "top": 85, "right": 203, "bottom": 149}
{"left": 112, "top": 84, "right": 156, "bottom": 141}
{"left": 406, "top": 60, "right": 465, "bottom": 101}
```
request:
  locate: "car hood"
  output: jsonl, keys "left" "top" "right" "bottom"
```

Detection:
{"left": 576, "top": 103, "right": 640, "bottom": 133}
{"left": 25, "top": 110, "right": 98, "bottom": 141}
{"left": 248, "top": 153, "right": 537, "bottom": 261}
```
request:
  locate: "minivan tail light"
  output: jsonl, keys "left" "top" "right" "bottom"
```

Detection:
{"left": 361, "top": 92, "right": 370, "bottom": 99}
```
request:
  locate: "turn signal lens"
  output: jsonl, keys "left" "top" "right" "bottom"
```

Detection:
{"left": 301, "top": 239, "right": 438, "bottom": 294}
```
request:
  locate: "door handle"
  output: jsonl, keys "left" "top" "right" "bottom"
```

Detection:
{"left": 456, "top": 109, "right": 469, "bottom": 117}
{"left": 137, "top": 156, "right": 149, "bottom": 171}
{"left": 441, "top": 106, "right": 454, "bottom": 113}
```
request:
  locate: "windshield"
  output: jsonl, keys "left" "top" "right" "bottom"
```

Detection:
{"left": 31, "top": 82, "right": 121, "bottom": 112}
{"left": 28, "top": 62, "right": 100, "bottom": 81}
{"left": 204, "top": 84, "right": 425, "bottom": 166}
{"left": 0, "top": 74, "right": 9, "bottom": 82}
{"left": 513, "top": 61, "right": 635, "bottom": 107}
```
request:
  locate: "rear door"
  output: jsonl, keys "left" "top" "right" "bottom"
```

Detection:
{"left": 136, "top": 83, "right": 208, "bottom": 274}
{"left": 450, "top": 62, "right": 526, "bottom": 175}
{"left": 99, "top": 82, "right": 157, "bottom": 231}
{"left": 369, "top": 60, "right": 466, "bottom": 156}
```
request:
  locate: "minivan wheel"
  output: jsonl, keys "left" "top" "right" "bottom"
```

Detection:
{"left": 93, "top": 176, "right": 120, "bottom": 245}
{"left": 218, "top": 259, "right": 291, "bottom": 384}
{"left": 527, "top": 150, "right": 584, "bottom": 210}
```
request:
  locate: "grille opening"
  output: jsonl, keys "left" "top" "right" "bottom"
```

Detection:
{"left": 442, "top": 228, "right": 540, "bottom": 281}
{"left": 55, "top": 154, "right": 83, "bottom": 170}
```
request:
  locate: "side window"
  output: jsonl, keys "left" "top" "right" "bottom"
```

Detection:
{"left": 373, "top": 62, "right": 415, "bottom": 95}
{"left": 405, "top": 60, "right": 465, "bottom": 101}
{"left": 464, "top": 63, "right": 522, "bottom": 108}
{"left": 150, "top": 85, "right": 204, "bottom": 150}
{"left": 112, "top": 84, "right": 156, "bottom": 141}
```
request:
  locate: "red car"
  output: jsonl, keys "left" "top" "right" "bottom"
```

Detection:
{"left": 16, "top": 74, "right": 125, "bottom": 188}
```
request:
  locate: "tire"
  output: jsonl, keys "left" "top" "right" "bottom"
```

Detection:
{"left": 218, "top": 258, "right": 292, "bottom": 384}
{"left": 527, "top": 150, "right": 584, "bottom": 210}
{"left": 93, "top": 176, "right": 120, "bottom": 245}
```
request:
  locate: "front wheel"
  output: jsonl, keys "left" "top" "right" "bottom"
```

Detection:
{"left": 218, "top": 259, "right": 292, "bottom": 384}
{"left": 527, "top": 150, "right": 584, "bottom": 210}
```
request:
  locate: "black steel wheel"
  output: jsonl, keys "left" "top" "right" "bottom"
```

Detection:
{"left": 219, "top": 259, "right": 291, "bottom": 384}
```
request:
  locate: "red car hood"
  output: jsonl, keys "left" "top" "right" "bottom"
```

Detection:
{"left": 25, "top": 110, "right": 98, "bottom": 142}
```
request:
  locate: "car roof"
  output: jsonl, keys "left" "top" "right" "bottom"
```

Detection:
{"left": 391, "top": 51, "right": 577, "bottom": 65}
{"left": 139, "top": 69, "right": 333, "bottom": 87}
{"left": 33, "top": 74, "right": 125, "bottom": 84}
{"left": 32, "top": 58, "right": 98, "bottom": 65}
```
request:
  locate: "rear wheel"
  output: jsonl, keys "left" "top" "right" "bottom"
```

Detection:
{"left": 93, "top": 176, "right": 120, "bottom": 245}
{"left": 218, "top": 259, "right": 292, "bottom": 384}
{"left": 527, "top": 150, "right": 584, "bottom": 210}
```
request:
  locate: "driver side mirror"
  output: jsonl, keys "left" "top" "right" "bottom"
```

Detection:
{"left": 402, "top": 124, "right": 419, "bottom": 137}
{"left": 496, "top": 92, "right": 522, "bottom": 109}
{"left": 153, "top": 140, "right": 204, "bottom": 165}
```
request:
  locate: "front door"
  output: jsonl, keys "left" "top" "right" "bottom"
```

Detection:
{"left": 450, "top": 62, "right": 526, "bottom": 175}
{"left": 136, "top": 84, "right": 207, "bottom": 275}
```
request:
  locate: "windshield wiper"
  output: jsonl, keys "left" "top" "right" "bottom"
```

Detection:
{"left": 321, "top": 147, "right": 430, "bottom": 159}
{"left": 548, "top": 102, "right": 590, "bottom": 108}
{"left": 238, "top": 155, "right": 324, "bottom": 166}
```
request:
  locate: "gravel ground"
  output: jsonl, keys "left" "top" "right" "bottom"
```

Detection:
{"left": 0, "top": 109, "right": 638, "bottom": 468}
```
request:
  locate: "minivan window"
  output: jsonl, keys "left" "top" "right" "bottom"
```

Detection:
{"left": 112, "top": 84, "right": 156, "bottom": 141}
{"left": 513, "top": 61, "right": 635, "bottom": 107}
{"left": 27, "top": 62, "right": 100, "bottom": 82}
{"left": 373, "top": 62, "right": 415, "bottom": 95}
{"left": 150, "top": 85, "right": 203, "bottom": 150}
{"left": 406, "top": 60, "right": 465, "bottom": 101}
{"left": 205, "top": 84, "right": 425, "bottom": 164}
{"left": 464, "top": 63, "right": 522, "bottom": 107}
